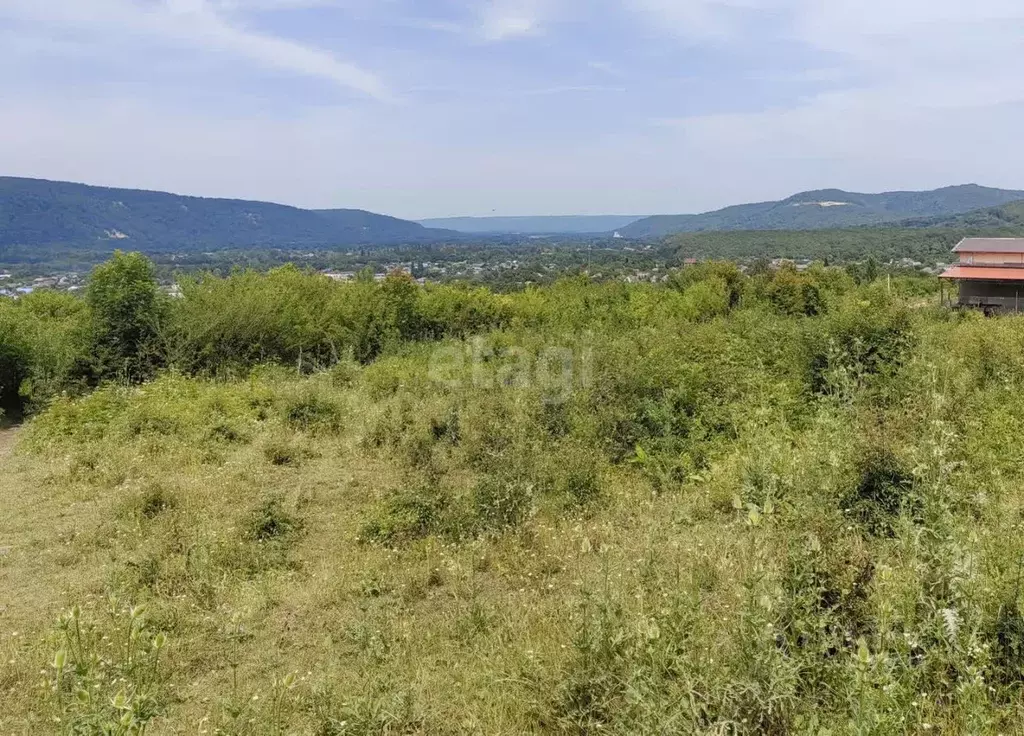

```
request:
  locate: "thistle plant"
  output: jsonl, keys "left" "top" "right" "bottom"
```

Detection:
{"left": 48, "top": 599, "right": 168, "bottom": 735}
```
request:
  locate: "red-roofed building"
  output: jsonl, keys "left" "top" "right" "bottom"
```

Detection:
{"left": 940, "top": 238, "right": 1024, "bottom": 312}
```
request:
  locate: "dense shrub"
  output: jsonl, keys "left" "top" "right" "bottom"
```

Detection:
{"left": 843, "top": 447, "right": 916, "bottom": 537}
{"left": 668, "top": 260, "right": 746, "bottom": 307}
{"left": 247, "top": 497, "right": 303, "bottom": 542}
{"left": 361, "top": 488, "right": 459, "bottom": 545}
{"left": 0, "top": 291, "right": 90, "bottom": 415}
{"left": 284, "top": 393, "right": 345, "bottom": 434}
{"left": 87, "top": 251, "right": 166, "bottom": 382}
{"left": 418, "top": 284, "right": 513, "bottom": 339}
{"left": 805, "top": 290, "right": 914, "bottom": 397}
{"left": 167, "top": 267, "right": 512, "bottom": 373}
{"left": 763, "top": 266, "right": 825, "bottom": 317}
{"left": 168, "top": 266, "right": 352, "bottom": 372}
{"left": 472, "top": 475, "right": 535, "bottom": 531}
{"left": 0, "top": 309, "right": 27, "bottom": 416}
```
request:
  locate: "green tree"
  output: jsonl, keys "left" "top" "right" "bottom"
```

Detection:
{"left": 0, "top": 308, "right": 27, "bottom": 418}
{"left": 86, "top": 251, "right": 165, "bottom": 382}
{"left": 380, "top": 270, "right": 423, "bottom": 342}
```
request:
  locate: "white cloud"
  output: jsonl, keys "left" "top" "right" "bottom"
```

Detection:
{"left": 519, "top": 85, "right": 627, "bottom": 95}
{"left": 623, "top": 0, "right": 1024, "bottom": 63}
{"left": 0, "top": 0, "right": 392, "bottom": 100}
{"left": 3, "top": 0, "right": 1024, "bottom": 217}
{"left": 624, "top": 0, "right": 741, "bottom": 40}
{"left": 795, "top": 0, "right": 1024, "bottom": 130}
{"left": 475, "top": 0, "right": 550, "bottom": 40}
{"left": 211, "top": 0, "right": 353, "bottom": 9}
{"left": 624, "top": 0, "right": 1024, "bottom": 194}
{"left": 649, "top": 93, "right": 1024, "bottom": 197}
{"left": 587, "top": 60, "right": 624, "bottom": 77}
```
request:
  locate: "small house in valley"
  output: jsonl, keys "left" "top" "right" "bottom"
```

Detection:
{"left": 940, "top": 238, "right": 1024, "bottom": 313}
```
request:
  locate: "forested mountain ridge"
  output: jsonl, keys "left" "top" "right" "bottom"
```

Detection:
{"left": 621, "top": 184, "right": 1024, "bottom": 237}
{"left": 0, "top": 177, "right": 457, "bottom": 252}
{"left": 899, "top": 199, "right": 1024, "bottom": 229}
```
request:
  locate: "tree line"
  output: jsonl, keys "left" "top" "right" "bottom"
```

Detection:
{"left": 0, "top": 251, "right": 939, "bottom": 419}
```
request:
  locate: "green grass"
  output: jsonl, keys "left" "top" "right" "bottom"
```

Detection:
{"left": 5, "top": 266, "right": 1024, "bottom": 733}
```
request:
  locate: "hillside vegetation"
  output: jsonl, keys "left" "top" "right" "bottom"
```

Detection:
{"left": 7, "top": 255, "right": 1024, "bottom": 733}
{"left": 622, "top": 184, "right": 1024, "bottom": 237}
{"left": 902, "top": 200, "right": 1024, "bottom": 229}
{"left": 664, "top": 226, "right": 1024, "bottom": 265}
{"left": 0, "top": 177, "right": 455, "bottom": 256}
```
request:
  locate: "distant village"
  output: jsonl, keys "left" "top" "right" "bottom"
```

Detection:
{"left": 0, "top": 255, "right": 949, "bottom": 299}
{"left": 0, "top": 271, "right": 84, "bottom": 298}
{"left": 322, "top": 258, "right": 525, "bottom": 284}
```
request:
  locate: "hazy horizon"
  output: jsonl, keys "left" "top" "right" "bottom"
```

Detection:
{"left": 3, "top": 1, "right": 1024, "bottom": 219}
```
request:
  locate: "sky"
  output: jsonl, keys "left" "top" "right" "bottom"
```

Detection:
{"left": 2, "top": 0, "right": 1024, "bottom": 219}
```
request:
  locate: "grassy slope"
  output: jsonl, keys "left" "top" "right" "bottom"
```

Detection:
{"left": 8, "top": 284, "right": 1024, "bottom": 733}
{"left": 0, "top": 372, "right": 664, "bottom": 733}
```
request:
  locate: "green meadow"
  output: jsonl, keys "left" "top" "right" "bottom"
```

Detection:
{"left": 4, "top": 255, "right": 1024, "bottom": 734}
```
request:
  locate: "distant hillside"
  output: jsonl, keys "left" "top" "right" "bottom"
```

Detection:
{"left": 621, "top": 185, "right": 1024, "bottom": 237}
{"left": 418, "top": 215, "right": 645, "bottom": 235}
{"left": 899, "top": 200, "right": 1024, "bottom": 229}
{"left": 666, "top": 228, "right": 979, "bottom": 264}
{"left": 0, "top": 177, "right": 457, "bottom": 254}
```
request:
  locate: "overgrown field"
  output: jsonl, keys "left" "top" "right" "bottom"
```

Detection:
{"left": 5, "top": 255, "right": 1024, "bottom": 734}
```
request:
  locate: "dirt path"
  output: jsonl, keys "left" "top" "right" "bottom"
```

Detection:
{"left": 0, "top": 427, "right": 18, "bottom": 463}
{"left": 0, "top": 427, "right": 18, "bottom": 458}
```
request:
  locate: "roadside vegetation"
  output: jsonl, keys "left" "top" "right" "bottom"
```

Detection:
{"left": 6, "top": 252, "right": 1024, "bottom": 733}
